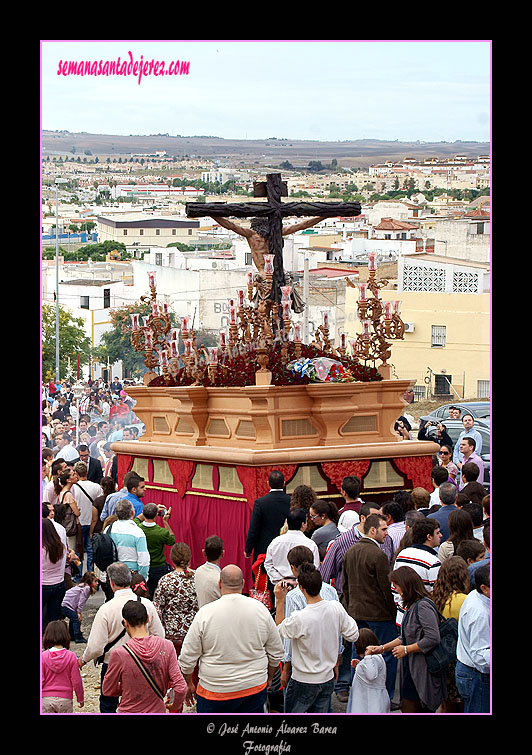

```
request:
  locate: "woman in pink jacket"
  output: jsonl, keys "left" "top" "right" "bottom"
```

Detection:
{"left": 102, "top": 600, "right": 187, "bottom": 714}
{"left": 42, "top": 620, "right": 84, "bottom": 713}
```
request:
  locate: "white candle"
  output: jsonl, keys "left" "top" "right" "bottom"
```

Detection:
{"left": 281, "top": 285, "right": 291, "bottom": 302}
{"left": 393, "top": 300, "right": 402, "bottom": 315}
{"left": 161, "top": 301, "right": 169, "bottom": 314}
{"left": 130, "top": 313, "right": 140, "bottom": 330}
{"left": 362, "top": 320, "right": 371, "bottom": 338}
{"left": 184, "top": 339, "right": 192, "bottom": 356}
{"left": 247, "top": 271, "right": 253, "bottom": 285}
{"left": 170, "top": 341, "right": 179, "bottom": 359}
{"left": 264, "top": 254, "right": 274, "bottom": 274}
{"left": 322, "top": 311, "right": 329, "bottom": 329}
{"left": 220, "top": 331, "right": 226, "bottom": 346}
{"left": 384, "top": 302, "right": 393, "bottom": 320}
{"left": 160, "top": 350, "right": 168, "bottom": 367}
{"left": 358, "top": 283, "right": 368, "bottom": 302}
{"left": 340, "top": 332, "right": 346, "bottom": 349}
{"left": 208, "top": 347, "right": 219, "bottom": 365}
{"left": 182, "top": 315, "right": 190, "bottom": 331}
{"left": 238, "top": 290, "right": 245, "bottom": 307}
{"left": 151, "top": 301, "right": 159, "bottom": 316}
{"left": 294, "top": 322, "right": 302, "bottom": 341}
{"left": 230, "top": 305, "right": 237, "bottom": 324}
{"left": 368, "top": 252, "right": 376, "bottom": 271}
{"left": 170, "top": 328, "right": 180, "bottom": 341}
{"left": 282, "top": 301, "right": 291, "bottom": 319}
{"left": 145, "top": 330, "right": 153, "bottom": 349}
{"left": 148, "top": 271, "right": 157, "bottom": 289}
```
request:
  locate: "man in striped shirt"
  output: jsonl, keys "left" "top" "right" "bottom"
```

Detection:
{"left": 105, "top": 499, "right": 150, "bottom": 580}
{"left": 392, "top": 518, "right": 442, "bottom": 626}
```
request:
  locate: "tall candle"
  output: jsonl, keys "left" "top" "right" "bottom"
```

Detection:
{"left": 151, "top": 301, "right": 159, "bottom": 316}
{"left": 229, "top": 305, "right": 237, "bottom": 324}
{"left": 184, "top": 339, "right": 192, "bottom": 356}
{"left": 160, "top": 350, "right": 168, "bottom": 367}
{"left": 368, "top": 252, "right": 376, "bottom": 271}
{"left": 170, "top": 340, "right": 179, "bottom": 358}
{"left": 160, "top": 301, "right": 169, "bottom": 314}
{"left": 220, "top": 331, "right": 226, "bottom": 347}
{"left": 208, "top": 347, "right": 219, "bottom": 365}
{"left": 181, "top": 315, "right": 190, "bottom": 331}
{"left": 281, "top": 285, "right": 291, "bottom": 302}
{"left": 322, "top": 311, "right": 329, "bottom": 329}
{"left": 393, "top": 300, "right": 402, "bottom": 315}
{"left": 340, "top": 332, "right": 346, "bottom": 349}
{"left": 282, "top": 301, "right": 291, "bottom": 319}
{"left": 358, "top": 283, "right": 368, "bottom": 302}
{"left": 264, "top": 254, "right": 274, "bottom": 274}
{"left": 247, "top": 271, "right": 253, "bottom": 285}
{"left": 148, "top": 271, "right": 157, "bottom": 289}
{"left": 384, "top": 302, "right": 393, "bottom": 320}
{"left": 170, "top": 328, "right": 179, "bottom": 341}
{"left": 362, "top": 320, "right": 371, "bottom": 338}
{"left": 238, "top": 290, "right": 245, "bottom": 307}
{"left": 130, "top": 313, "right": 140, "bottom": 330}
{"left": 145, "top": 330, "right": 153, "bottom": 349}
{"left": 294, "top": 322, "right": 302, "bottom": 341}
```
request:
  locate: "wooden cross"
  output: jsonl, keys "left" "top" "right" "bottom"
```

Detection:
{"left": 186, "top": 172, "right": 361, "bottom": 302}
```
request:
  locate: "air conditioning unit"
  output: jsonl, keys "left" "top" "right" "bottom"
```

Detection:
{"left": 404, "top": 322, "right": 415, "bottom": 332}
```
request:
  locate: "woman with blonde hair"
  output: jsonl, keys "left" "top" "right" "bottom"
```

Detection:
{"left": 431, "top": 556, "right": 470, "bottom": 712}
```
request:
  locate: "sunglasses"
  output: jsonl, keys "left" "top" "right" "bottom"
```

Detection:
{"left": 439, "top": 451, "right": 450, "bottom": 455}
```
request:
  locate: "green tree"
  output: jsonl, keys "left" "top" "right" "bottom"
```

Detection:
{"left": 42, "top": 304, "right": 92, "bottom": 381}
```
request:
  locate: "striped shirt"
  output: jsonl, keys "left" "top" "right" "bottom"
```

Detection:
{"left": 392, "top": 544, "right": 441, "bottom": 625}
{"left": 104, "top": 519, "right": 150, "bottom": 579}
{"left": 319, "top": 525, "right": 393, "bottom": 595}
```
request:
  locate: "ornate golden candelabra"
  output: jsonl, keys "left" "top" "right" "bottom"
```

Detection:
{"left": 345, "top": 252, "right": 405, "bottom": 370}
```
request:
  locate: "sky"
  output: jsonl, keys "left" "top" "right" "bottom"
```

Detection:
{"left": 41, "top": 40, "right": 491, "bottom": 143}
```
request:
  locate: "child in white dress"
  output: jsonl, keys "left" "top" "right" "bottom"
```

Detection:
{"left": 347, "top": 628, "right": 390, "bottom": 714}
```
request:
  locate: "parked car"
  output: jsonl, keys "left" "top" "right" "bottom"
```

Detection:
{"left": 419, "top": 419, "right": 490, "bottom": 492}
{"left": 422, "top": 401, "right": 490, "bottom": 423}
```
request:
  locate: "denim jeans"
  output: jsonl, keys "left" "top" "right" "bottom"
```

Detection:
{"left": 42, "top": 581, "right": 66, "bottom": 634}
{"left": 353, "top": 619, "right": 399, "bottom": 699}
{"left": 455, "top": 661, "right": 490, "bottom": 713}
{"left": 61, "top": 605, "right": 84, "bottom": 641}
{"left": 196, "top": 687, "right": 267, "bottom": 714}
{"left": 81, "top": 525, "right": 93, "bottom": 572}
{"left": 334, "top": 640, "right": 352, "bottom": 693}
{"left": 99, "top": 663, "right": 119, "bottom": 713}
{"left": 284, "top": 677, "right": 335, "bottom": 713}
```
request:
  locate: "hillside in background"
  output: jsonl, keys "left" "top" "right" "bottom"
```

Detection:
{"left": 42, "top": 130, "right": 490, "bottom": 169}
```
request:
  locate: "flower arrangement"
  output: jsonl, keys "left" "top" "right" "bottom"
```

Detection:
{"left": 148, "top": 340, "right": 381, "bottom": 388}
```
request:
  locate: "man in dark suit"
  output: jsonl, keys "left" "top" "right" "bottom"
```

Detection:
{"left": 244, "top": 470, "right": 291, "bottom": 564}
{"left": 77, "top": 444, "right": 103, "bottom": 484}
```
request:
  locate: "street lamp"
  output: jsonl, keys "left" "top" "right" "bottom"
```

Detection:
{"left": 54, "top": 178, "right": 68, "bottom": 382}
{"left": 71, "top": 380, "right": 85, "bottom": 447}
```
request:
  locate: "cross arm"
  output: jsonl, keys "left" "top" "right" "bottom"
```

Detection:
{"left": 185, "top": 201, "right": 271, "bottom": 218}
{"left": 278, "top": 201, "right": 362, "bottom": 219}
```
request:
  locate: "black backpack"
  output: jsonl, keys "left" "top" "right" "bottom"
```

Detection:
{"left": 92, "top": 522, "right": 118, "bottom": 571}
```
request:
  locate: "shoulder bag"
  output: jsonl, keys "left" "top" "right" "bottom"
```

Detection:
{"left": 122, "top": 643, "right": 165, "bottom": 700}
{"left": 412, "top": 597, "right": 458, "bottom": 675}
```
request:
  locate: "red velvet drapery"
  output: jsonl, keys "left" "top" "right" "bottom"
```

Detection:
{"left": 236, "top": 464, "right": 298, "bottom": 509}
{"left": 116, "top": 454, "right": 134, "bottom": 488}
{"left": 168, "top": 459, "right": 196, "bottom": 497}
{"left": 392, "top": 456, "right": 434, "bottom": 490}
{"left": 320, "top": 460, "right": 372, "bottom": 492}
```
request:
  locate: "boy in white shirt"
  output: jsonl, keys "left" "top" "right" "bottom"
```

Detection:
{"left": 275, "top": 563, "right": 359, "bottom": 713}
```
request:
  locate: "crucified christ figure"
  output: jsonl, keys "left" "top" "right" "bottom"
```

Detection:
{"left": 211, "top": 215, "right": 324, "bottom": 277}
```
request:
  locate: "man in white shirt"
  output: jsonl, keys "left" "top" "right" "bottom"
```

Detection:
{"left": 54, "top": 433, "right": 79, "bottom": 463}
{"left": 264, "top": 508, "right": 320, "bottom": 587}
{"left": 275, "top": 562, "right": 359, "bottom": 713}
{"left": 455, "top": 562, "right": 490, "bottom": 713}
{"left": 72, "top": 461, "right": 103, "bottom": 573}
{"left": 194, "top": 535, "right": 224, "bottom": 608}
{"left": 178, "top": 565, "right": 284, "bottom": 714}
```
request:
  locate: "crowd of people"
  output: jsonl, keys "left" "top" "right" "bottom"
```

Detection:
{"left": 41, "top": 386, "right": 490, "bottom": 715}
